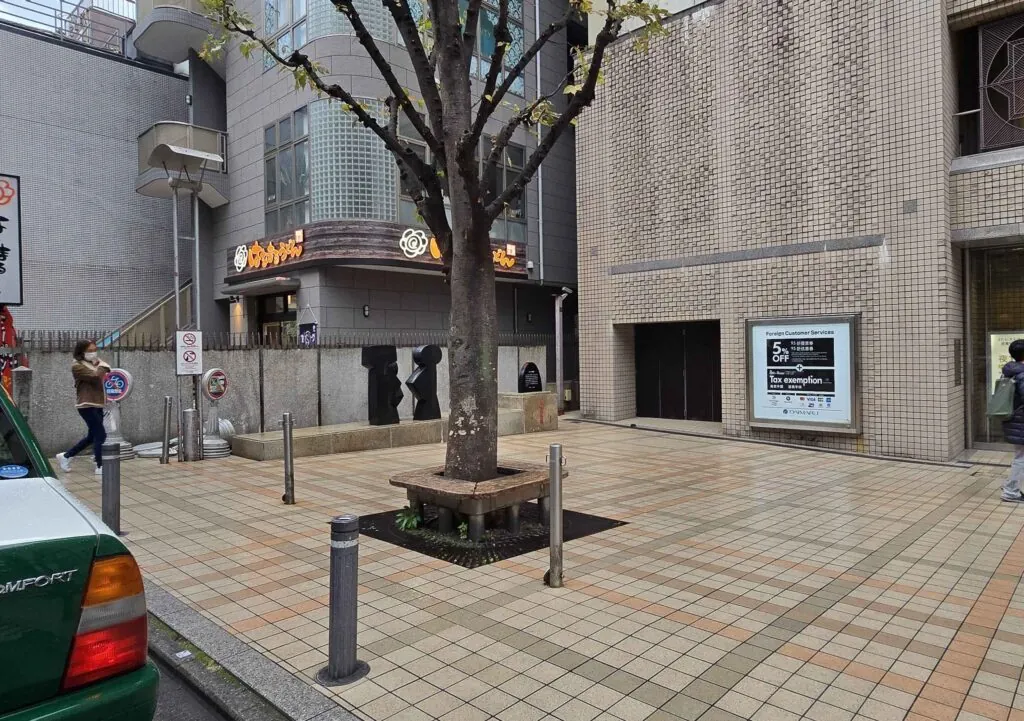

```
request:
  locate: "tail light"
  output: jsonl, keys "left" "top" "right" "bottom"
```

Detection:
{"left": 62, "top": 554, "right": 148, "bottom": 691}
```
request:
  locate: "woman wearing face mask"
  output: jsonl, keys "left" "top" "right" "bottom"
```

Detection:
{"left": 55, "top": 339, "right": 110, "bottom": 476}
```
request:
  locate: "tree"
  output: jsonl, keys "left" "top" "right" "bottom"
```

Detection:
{"left": 203, "top": 0, "right": 664, "bottom": 481}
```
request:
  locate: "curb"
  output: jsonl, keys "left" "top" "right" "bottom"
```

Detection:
{"left": 145, "top": 581, "right": 361, "bottom": 721}
{"left": 149, "top": 614, "right": 290, "bottom": 721}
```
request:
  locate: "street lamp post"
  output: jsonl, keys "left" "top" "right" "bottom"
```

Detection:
{"left": 145, "top": 140, "right": 222, "bottom": 461}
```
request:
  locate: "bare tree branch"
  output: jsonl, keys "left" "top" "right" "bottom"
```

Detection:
{"left": 382, "top": 0, "right": 446, "bottom": 162}
{"left": 486, "top": 12, "right": 620, "bottom": 221}
{"left": 330, "top": 0, "right": 440, "bottom": 157}
{"left": 470, "top": 6, "right": 574, "bottom": 145}
{"left": 385, "top": 95, "right": 400, "bottom": 138}
{"left": 481, "top": 79, "right": 565, "bottom": 207}
{"left": 461, "top": 0, "right": 508, "bottom": 155}
{"left": 464, "top": 0, "right": 484, "bottom": 71}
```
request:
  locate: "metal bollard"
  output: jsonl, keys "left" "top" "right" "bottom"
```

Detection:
{"left": 316, "top": 514, "right": 369, "bottom": 686}
{"left": 101, "top": 442, "right": 122, "bottom": 535}
{"left": 546, "top": 443, "right": 564, "bottom": 588}
{"left": 282, "top": 412, "right": 295, "bottom": 505}
{"left": 160, "top": 396, "right": 172, "bottom": 465}
{"left": 181, "top": 408, "right": 200, "bottom": 462}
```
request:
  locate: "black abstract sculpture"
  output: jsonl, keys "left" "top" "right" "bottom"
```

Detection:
{"left": 362, "top": 345, "right": 403, "bottom": 425}
{"left": 406, "top": 344, "right": 442, "bottom": 420}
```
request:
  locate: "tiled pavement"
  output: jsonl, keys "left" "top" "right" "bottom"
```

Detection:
{"left": 61, "top": 421, "right": 1024, "bottom": 721}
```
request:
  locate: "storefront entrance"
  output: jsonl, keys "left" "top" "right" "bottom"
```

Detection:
{"left": 967, "top": 247, "right": 1024, "bottom": 447}
{"left": 256, "top": 292, "right": 297, "bottom": 344}
{"left": 634, "top": 321, "right": 721, "bottom": 422}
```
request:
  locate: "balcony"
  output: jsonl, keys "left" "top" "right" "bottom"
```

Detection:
{"left": 132, "top": 0, "right": 221, "bottom": 72}
{"left": 136, "top": 121, "right": 229, "bottom": 208}
{"left": 1, "top": 0, "right": 135, "bottom": 54}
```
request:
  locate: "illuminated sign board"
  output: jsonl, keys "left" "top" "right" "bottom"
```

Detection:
{"left": 234, "top": 229, "right": 304, "bottom": 272}
{"left": 398, "top": 228, "right": 517, "bottom": 269}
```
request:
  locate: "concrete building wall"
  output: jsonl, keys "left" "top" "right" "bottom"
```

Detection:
{"left": 25, "top": 343, "right": 547, "bottom": 452}
{"left": 577, "top": 0, "right": 962, "bottom": 461}
{"left": 0, "top": 26, "right": 188, "bottom": 329}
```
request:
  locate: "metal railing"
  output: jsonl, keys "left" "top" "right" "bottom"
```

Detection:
{"left": 138, "top": 122, "right": 227, "bottom": 175}
{"left": 97, "top": 281, "right": 193, "bottom": 348}
{"left": 16, "top": 329, "right": 557, "bottom": 352}
{"left": 0, "top": 0, "right": 135, "bottom": 53}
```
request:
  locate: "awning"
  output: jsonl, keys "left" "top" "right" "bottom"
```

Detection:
{"left": 222, "top": 276, "right": 300, "bottom": 296}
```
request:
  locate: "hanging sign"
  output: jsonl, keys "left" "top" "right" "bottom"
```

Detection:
{"left": 103, "top": 368, "right": 133, "bottom": 403}
{"left": 0, "top": 175, "right": 24, "bottom": 306}
{"left": 176, "top": 331, "right": 203, "bottom": 376}
{"left": 299, "top": 322, "right": 318, "bottom": 347}
{"left": 747, "top": 315, "right": 859, "bottom": 432}
{"left": 201, "top": 368, "right": 228, "bottom": 401}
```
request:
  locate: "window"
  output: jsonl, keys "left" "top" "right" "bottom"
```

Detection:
{"left": 264, "top": 0, "right": 307, "bottom": 71}
{"left": 404, "top": 0, "right": 525, "bottom": 96}
{"left": 471, "top": 0, "right": 526, "bottom": 96}
{"left": 482, "top": 137, "right": 525, "bottom": 241}
{"left": 265, "top": 108, "right": 310, "bottom": 235}
{"left": 0, "top": 402, "right": 41, "bottom": 479}
{"left": 398, "top": 118, "right": 524, "bottom": 241}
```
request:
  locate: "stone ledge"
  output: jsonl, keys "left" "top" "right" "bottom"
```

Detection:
{"left": 232, "top": 409, "right": 527, "bottom": 461}
{"left": 498, "top": 391, "right": 559, "bottom": 433}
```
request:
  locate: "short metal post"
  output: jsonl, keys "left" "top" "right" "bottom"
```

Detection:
{"left": 316, "top": 514, "right": 368, "bottom": 686}
{"left": 282, "top": 412, "right": 295, "bottom": 505}
{"left": 101, "top": 442, "right": 121, "bottom": 535}
{"left": 181, "top": 408, "right": 199, "bottom": 462}
{"left": 11, "top": 366, "right": 31, "bottom": 422}
{"left": 160, "top": 396, "right": 172, "bottom": 464}
{"left": 547, "top": 443, "right": 563, "bottom": 588}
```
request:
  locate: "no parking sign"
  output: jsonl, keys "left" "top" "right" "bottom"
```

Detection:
{"left": 103, "top": 368, "right": 133, "bottom": 403}
{"left": 176, "top": 331, "right": 203, "bottom": 376}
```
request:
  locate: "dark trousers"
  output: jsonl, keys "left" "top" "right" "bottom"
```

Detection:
{"left": 66, "top": 407, "right": 106, "bottom": 468}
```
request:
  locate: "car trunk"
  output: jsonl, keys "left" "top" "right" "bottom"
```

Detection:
{"left": 0, "top": 478, "right": 96, "bottom": 714}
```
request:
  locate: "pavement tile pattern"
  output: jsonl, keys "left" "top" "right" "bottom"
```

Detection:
{"left": 62, "top": 423, "right": 1024, "bottom": 721}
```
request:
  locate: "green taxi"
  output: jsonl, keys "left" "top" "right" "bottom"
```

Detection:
{"left": 0, "top": 388, "right": 158, "bottom": 720}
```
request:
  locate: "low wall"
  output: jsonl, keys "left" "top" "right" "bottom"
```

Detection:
{"left": 25, "top": 345, "right": 548, "bottom": 454}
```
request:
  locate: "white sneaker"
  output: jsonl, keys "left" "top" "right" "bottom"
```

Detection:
{"left": 94, "top": 465, "right": 103, "bottom": 476}
{"left": 55, "top": 453, "right": 71, "bottom": 473}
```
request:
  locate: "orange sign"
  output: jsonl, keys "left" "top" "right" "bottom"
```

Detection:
{"left": 493, "top": 247, "right": 515, "bottom": 268}
{"left": 417, "top": 233, "right": 517, "bottom": 269}
{"left": 243, "top": 230, "right": 304, "bottom": 270}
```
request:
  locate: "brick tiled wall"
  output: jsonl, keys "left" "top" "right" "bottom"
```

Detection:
{"left": 0, "top": 27, "right": 188, "bottom": 329}
{"left": 577, "top": 1, "right": 964, "bottom": 461}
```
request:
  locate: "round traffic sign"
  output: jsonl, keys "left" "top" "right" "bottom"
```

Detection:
{"left": 202, "top": 368, "right": 228, "bottom": 401}
{"left": 103, "top": 368, "right": 133, "bottom": 403}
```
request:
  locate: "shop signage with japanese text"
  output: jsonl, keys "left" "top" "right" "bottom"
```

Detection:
{"left": 0, "top": 174, "right": 24, "bottom": 306}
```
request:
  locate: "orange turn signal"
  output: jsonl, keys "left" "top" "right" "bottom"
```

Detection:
{"left": 81, "top": 555, "right": 145, "bottom": 607}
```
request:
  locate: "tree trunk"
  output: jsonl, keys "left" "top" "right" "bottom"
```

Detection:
{"left": 444, "top": 204, "right": 499, "bottom": 481}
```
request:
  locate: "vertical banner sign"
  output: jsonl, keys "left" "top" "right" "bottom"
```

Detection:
{"left": 747, "top": 316, "right": 859, "bottom": 432}
{"left": 0, "top": 306, "right": 18, "bottom": 396}
{"left": 298, "top": 322, "right": 318, "bottom": 348}
{"left": 176, "top": 330, "right": 203, "bottom": 376}
{"left": 0, "top": 175, "right": 24, "bottom": 306}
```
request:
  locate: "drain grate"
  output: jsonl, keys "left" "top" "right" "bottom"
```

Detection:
{"left": 358, "top": 502, "right": 626, "bottom": 568}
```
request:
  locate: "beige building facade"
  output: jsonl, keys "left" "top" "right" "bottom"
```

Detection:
{"left": 577, "top": 0, "right": 1024, "bottom": 461}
